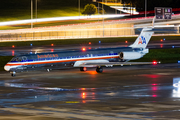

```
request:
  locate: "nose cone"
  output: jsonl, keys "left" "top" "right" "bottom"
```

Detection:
{"left": 4, "top": 65, "right": 10, "bottom": 71}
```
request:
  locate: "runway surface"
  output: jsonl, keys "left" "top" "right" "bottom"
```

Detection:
{"left": 0, "top": 40, "right": 180, "bottom": 56}
{"left": 1, "top": 63, "right": 180, "bottom": 119}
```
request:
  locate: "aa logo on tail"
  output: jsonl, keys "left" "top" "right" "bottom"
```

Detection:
{"left": 138, "top": 36, "right": 146, "bottom": 44}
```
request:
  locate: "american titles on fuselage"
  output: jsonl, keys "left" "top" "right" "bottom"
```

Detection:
{"left": 37, "top": 54, "right": 59, "bottom": 59}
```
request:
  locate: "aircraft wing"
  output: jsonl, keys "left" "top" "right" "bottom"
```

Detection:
{"left": 80, "top": 61, "right": 158, "bottom": 67}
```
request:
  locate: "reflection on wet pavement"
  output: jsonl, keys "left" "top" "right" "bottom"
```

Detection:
{"left": 1, "top": 65, "right": 180, "bottom": 119}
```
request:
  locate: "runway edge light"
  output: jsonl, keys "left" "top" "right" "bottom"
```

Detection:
{"left": 153, "top": 61, "right": 158, "bottom": 65}
{"left": 82, "top": 47, "right": 86, "bottom": 51}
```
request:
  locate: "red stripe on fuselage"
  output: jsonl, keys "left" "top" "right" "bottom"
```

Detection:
{"left": 6, "top": 56, "right": 119, "bottom": 66}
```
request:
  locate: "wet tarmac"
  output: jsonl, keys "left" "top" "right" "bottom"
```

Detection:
{"left": 1, "top": 40, "right": 180, "bottom": 56}
{"left": 1, "top": 64, "right": 180, "bottom": 119}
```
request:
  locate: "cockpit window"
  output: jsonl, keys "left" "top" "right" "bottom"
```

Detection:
{"left": 11, "top": 57, "right": 23, "bottom": 62}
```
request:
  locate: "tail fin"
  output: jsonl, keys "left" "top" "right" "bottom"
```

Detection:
{"left": 129, "top": 28, "right": 154, "bottom": 48}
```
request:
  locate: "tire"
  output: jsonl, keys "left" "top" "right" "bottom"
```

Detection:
{"left": 11, "top": 73, "right": 16, "bottom": 77}
{"left": 11, "top": 71, "right": 16, "bottom": 77}
{"left": 96, "top": 66, "right": 103, "bottom": 73}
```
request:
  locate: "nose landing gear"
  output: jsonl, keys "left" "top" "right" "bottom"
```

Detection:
{"left": 10, "top": 71, "right": 16, "bottom": 77}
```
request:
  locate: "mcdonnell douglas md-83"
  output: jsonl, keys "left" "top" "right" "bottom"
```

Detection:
{"left": 4, "top": 28, "right": 156, "bottom": 76}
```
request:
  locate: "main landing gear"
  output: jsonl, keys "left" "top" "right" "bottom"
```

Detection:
{"left": 80, "top": 66, "right": 103, "bottom": 73}
{"left": 80, "top": 67, "right": 87, "bottom": 71}
{"left": 10, "top": 71, "right": 16, "bottom": 77}
{"left": 96, "top": 66, "right": 103, "bottom": 73}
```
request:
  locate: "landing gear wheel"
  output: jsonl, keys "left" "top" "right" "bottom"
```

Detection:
{"left": 96, "top": 66, "right": 103, "bottom": 73}
{"left": 11, "top": 72, "right": 16, "bottom": 77}
{"left": 80, "top": 67, "right": 86, "bottom": 71}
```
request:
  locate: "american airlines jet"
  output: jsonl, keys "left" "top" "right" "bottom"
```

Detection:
{"left": 4, "top": 28, "right": 155, "bottom": 76}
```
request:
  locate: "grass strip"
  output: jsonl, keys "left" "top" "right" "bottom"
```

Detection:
{"left": 1, "top": 48, "right": 180, "bottom": 72}
{"left": 131, "top": 48, "right": 180, "bottom": 63}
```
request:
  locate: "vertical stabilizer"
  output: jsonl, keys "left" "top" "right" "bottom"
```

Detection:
{"left": 129, "top": 28, "right": 153, "bottom": 48}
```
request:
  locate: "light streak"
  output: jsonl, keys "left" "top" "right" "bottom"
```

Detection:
{"left": 0, "top": 14, "right": 125, "bottom": 26}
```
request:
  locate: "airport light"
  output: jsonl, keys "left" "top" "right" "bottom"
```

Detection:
{"left": 115, "top": 0, "right": 117, "bottom": 14}
{"left": 82, "top": 47, "right": 86, "bottom": 51}
{"left": 145, "top": 0, "right": 147, "bottom": 18}
{"left": 153, "top": 61, "right": 157, "bottom": 65}
{"left": 31, "top": 0, "right": 33, "bottom": 28}
{"left": 103, "top": 0, "right": 104, "bottom": 37}
{"left": 79, "top": 0, "right": 80, "bottom": 18}
{"left": 36, "top": 0, "right": 38, "bottom": 21}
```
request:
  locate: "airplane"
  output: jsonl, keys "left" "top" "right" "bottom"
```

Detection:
{"left": 4, "top": 27, "right": 156, "bottom": 76}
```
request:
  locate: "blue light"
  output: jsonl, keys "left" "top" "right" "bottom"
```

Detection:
{"left": 99, "top": 41, "right": 101, "bottom": 44}
{"left": 178, "top": 61, "right": 180, "bottom": 64}
{"left": 172, "top": 46, "right": 175, "bottom": 48}
{"left": 163, "top": 38, "right": 165, "bottom": 41}
{"left": 30, "top": 44, "right": 33, "bottom": 46}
